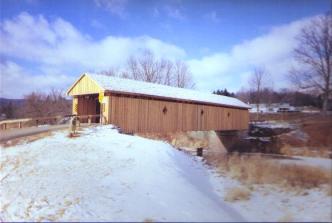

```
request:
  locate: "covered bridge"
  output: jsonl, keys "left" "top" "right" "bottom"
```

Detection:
{"left": 67, "top": 73, "right": 250, "bottom": 133}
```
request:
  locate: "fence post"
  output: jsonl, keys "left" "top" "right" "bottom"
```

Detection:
{"left": 19, "top": 122, "right": 22, "bottom": 128}
{"left": 196, "top": 147, "right": 203, "bottom": 157}
{"left": 88, "top": 116, "right": 91, "bottom": 125}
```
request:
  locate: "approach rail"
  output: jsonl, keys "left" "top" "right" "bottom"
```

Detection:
{"left": 0, "top": 114, "right": 103, "bottom": 130}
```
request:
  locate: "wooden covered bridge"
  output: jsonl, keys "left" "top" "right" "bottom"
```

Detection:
{"left": 67, "top": 73, "right": 250, "bottom": 134}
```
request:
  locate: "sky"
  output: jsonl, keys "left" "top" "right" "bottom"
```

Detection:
{"left": 0, "top": 0, "right": 331, "bottom": 99}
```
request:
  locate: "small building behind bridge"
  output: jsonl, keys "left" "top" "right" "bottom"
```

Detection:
{"left": 67, "top": 73, "right": 250, "bottom": 133}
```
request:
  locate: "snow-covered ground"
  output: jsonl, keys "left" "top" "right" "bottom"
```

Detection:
{"left": 252, "top": 120, "right": 294, "bottom": 129}
{"left": 1, "top": 126, "right": 331, "bottom": 222}
{"left": 217, "top": 181, "right": 332, "bottom": 222}
{"left": 278, "top": 155, "right": 332, "bottom": 170}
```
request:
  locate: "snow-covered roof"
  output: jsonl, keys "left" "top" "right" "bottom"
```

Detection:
{"left": 86, "top": 73, "right": 250, "bottom": 109}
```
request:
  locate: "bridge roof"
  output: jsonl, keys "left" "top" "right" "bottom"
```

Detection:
{"left": 68, "top": 73, "right": 250, "bottom": 109}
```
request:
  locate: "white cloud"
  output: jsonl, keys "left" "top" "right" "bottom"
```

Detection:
{"left": 0, "top": 13, "right": 186, "bottom": 67}
{"left": 0, "top": 61, "right": 73, "bottom": 98}
{"left": 0, "top": 12, "right": 319, "bottom": 98}
{"left": 187, "top": 16, "right": 316, "bottom": 92}
{"left": 0, "top": 12, "right": 186, "bottom": 98}
{"left": 94, "top": 0, "right": 128, "bottom": 18}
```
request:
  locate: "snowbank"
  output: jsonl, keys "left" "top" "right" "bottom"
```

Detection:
{"left": 0, "top": 126, "right": 244, "bottom": 222}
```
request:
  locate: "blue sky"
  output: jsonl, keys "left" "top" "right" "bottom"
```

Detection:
{"left": 0, "top": 0, "right": 330, "bottom": 98}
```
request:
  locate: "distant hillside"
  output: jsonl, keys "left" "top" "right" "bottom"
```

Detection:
{"left": 0, "top": 98, "right": 25, "bottom": 107}
{"left": 0, "top": 96, "right": 71, "bottom": 119}
{"left": 0, "top": 98, "right": 25, "bottom": 119}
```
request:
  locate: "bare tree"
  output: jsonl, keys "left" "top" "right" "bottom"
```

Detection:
{"left": 291, "top": 13, "right": 332, "bottom": 112}
{"left": 249, "top": 67, "right": 269, "bottom": 120}
{"left": 21, "top": 90, "right": 71, "bottom": 118}
{"left": 127, "top": 56, "right": 142, "bottom": 81}
{"left": 105, "top": 49, "right": 195, "bottom": 89}
{"left": 161, "top": 59, "right": 174, "bottom": 86}
{"left": 100, "top": 67, "right": 119, "bottom": 77}
{"left": 126, "top": 50, "right": 163, "bottom": 83}
{"left": 236, "top": 87, "right": 251, "bottom": 103}
{"left": 173, "top": 60, "right": 195, "bottom": 88}
{"left": 22, "top": 92, "right": 46, "bottom": 117}
{"left": 48, "top": 88, "right": 72, "bottom": 116}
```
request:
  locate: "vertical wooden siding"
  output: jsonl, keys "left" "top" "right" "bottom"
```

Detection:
{"left": 107, "top": 94, "right": 248, "bottom": 133}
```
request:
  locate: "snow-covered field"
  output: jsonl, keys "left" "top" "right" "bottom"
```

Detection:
{"left": 279, "top": 155, "right": 332, "bottom": 170}
{"left": 1, "top": 126, "right": 331, "bottom": 222}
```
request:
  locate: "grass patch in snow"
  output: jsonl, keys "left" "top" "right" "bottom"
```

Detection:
{"left": 218, "top": 153, "right": 331, "bottom": 191}
{"left": 224, "top": 186, "right": 251, "bottom": 202}
{"left": 278, "top": 212, "right": 294, "bottom": 222}
{"left": 327, "top": 184, "right": 332, "bottom": 196}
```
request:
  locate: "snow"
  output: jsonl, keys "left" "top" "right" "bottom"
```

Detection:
{"left": 1, "top": 126, "right": 331, "bottom": 222}
{"left": 87, "top": 73, "right": 250, "bottom": 109}
{"left": 286, "top": 129, "right": 309, "bottom": 142}
{"left": 225, "top": 185, "right": 332, "bottom": 222}
{"left": 279, "top": 156, "right": 332, "bottom": 170}
{"left": 0, "top": 126, "right": 244, "bottom": 222}
{"left": 252, "top": 120, "right": 294, "bottom": 129}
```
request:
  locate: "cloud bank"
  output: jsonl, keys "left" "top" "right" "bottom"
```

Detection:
{"left": 188, "top": 16, "right": 314, "bottom": 92}
{"left": 0, "top": 12, "right": 315, "bottom": 98}
{"left": 0, "top": 12, "right": 186, "bottom": 98}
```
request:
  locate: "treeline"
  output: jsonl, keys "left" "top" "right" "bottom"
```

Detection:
{"left": 0, "top": 90, "right": 71, "bottom": 119}
{"left": 213, "top": 88, "right": 324, "bottom": 108}
{"left": 213, "top": 89, "right": 235, "bottom": 97}
{"left": 239, "top": 88, "right": 325, "bottom": 107}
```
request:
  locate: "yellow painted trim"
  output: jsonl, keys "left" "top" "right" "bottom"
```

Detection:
{"left": 66, "top": 73, "right": 105, "bottom": 96}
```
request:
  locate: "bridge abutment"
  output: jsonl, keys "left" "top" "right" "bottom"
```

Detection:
{"left": 215, "top": 130, "right": 248, "bottom": 152}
